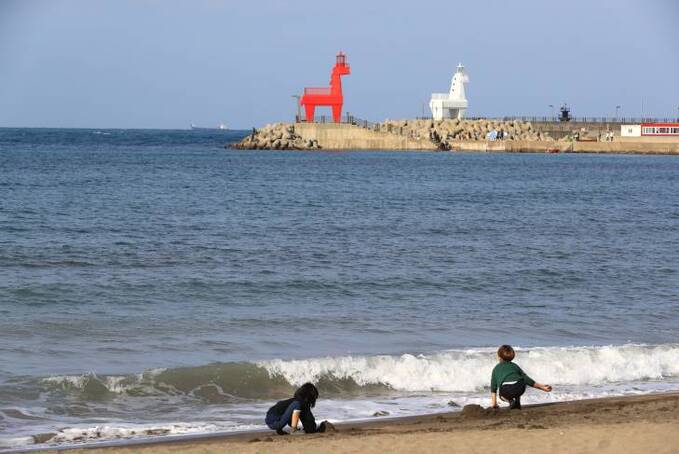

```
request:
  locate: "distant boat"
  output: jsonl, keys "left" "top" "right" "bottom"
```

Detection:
{"left": 190, "top": 123, "right": 229, "bottom": 131}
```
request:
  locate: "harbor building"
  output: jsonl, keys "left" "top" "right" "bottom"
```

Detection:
{"left": 621, "top": 123, "right": 679, "bottom": 137}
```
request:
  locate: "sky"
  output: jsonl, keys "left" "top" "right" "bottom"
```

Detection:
{"left": 1, "top": 0, "right": 678, "bottom": 129}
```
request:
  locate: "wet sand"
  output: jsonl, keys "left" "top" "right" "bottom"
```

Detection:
{"left": 42, "top": 392, "right": 679, "bottom": 454}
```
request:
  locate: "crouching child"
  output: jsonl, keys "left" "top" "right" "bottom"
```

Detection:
{"left": 265, "top": 383, "right": 332, "bottom": 435}
{"left": 490, "top": 345, "right": 552, "bottom": 410}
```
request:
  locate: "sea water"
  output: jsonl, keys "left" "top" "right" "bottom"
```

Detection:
{"left": 1, "top": 128, "right": 678, "bottom": 449}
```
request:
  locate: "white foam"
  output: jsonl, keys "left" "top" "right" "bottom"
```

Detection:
{"left": 41, "top": 374, "right": 91, "bottom": 389}
{"left": 259, "top": 344, "right": 679, "bottom": 392}
{"left": 40, "top": 370, "right": 165, "bottom": 395}
{"left": 3, "top": 421, "right": 262, "bottom": 447}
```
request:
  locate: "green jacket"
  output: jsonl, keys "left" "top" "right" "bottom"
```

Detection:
{"left": 490, "top": 361, "right": 535, "bottom": 393}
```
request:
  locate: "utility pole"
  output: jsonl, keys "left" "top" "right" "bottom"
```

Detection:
{"left": 615, "top": 105, "right": 621, "bottom": 120}
{"left": 549, "top": 104, "right": 554, "bottom": 119}
{"left": 292, "top": 95, "right": 301, "bottom": 122}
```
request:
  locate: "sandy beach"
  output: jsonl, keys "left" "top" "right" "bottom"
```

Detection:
{"left": 40, "top": 392, "right": 679, "bottom": 454}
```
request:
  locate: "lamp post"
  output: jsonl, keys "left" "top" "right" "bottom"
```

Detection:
{"left": 292, "top": 95, "right": 301, "bottom": 122}
{"left": 548, "top": 104, "right": 554, "bottom": 119}
{"left": 615, "top": 105, "right": 621, "bottom": 120}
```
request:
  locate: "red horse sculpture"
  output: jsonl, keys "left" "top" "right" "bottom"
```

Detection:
{"left": 300, "top": 52, "right": 351, "bottom": 123}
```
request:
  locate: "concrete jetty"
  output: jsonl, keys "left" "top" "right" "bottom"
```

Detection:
{"left": 230, "top": 119, "right": 679, "bottom": 155}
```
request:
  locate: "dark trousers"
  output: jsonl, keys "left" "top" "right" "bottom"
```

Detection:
{"left": 499, "top": 381, "right": 526, "bottom": 401}
{"left": 265, "top": 401, "right": 299, "bottom": 430}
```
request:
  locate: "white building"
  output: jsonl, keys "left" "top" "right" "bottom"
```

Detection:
{"left": 620, "top": 125, "right": 641, "bottom": 137}
{"left": 429, "top": 63, "right": 469, "bottom": 120}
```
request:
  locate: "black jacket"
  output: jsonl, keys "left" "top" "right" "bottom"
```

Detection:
{"left": 268, "top": 398, "right": 319, "bottom": 433}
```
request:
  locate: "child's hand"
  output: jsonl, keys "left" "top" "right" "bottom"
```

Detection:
{"left": 542, "top": 384, "right": 552, "bottom": 392}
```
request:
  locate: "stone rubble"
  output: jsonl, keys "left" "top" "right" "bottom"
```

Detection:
{"left": 378, "top": 119, "right": 552, "bottom": 150}
{"left": 231, "top": 123, "right": 320, "bottom": 150}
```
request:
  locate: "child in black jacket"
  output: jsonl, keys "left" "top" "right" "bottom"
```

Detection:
{"left": 265, "top": 383, "right": 331, "bottom": 435}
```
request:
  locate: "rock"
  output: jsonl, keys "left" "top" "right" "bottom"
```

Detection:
{"left": 447, "top": 400, "right": 460, "bottom": 408}
{"left": 372, "top": 410, "right": 390, "bottom": 417}
{"left": 33, "top": 432, "right": 57, "bottom": 444}
{"left": 461, "top": 404, "right": 484, "bottom": 417}
{"left": 320, "top": 420, "right": 337, "bottom": 433}
{"left": 145, "top": 428, "right": 171, "bottom": 436}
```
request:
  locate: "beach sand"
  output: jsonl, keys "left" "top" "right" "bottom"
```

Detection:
{"left": 42, "top": 392, "right": 679, "bottom": 454}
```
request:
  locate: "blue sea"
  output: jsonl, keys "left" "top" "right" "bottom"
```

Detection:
{"left": 1, "top": 128, "right": 678, "bottom": 449}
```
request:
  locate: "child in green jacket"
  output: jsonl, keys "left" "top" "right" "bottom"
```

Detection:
{"left": 490, "top": 345, "right": 552, "bottom": 409}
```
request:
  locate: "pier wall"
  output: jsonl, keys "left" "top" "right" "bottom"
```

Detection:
{"left": 232, "top": 121, "right": 679, "bottom": 155}
{"left": 449, "top": 139, "right": 679, "bottom": 154}
{"left": 293, "top": 123, "right": 436, "bottom": 150}
{"left": 293, "top": 124, "right": 679, "bottom": 154}
{"left": 531, "top": 121, "right": 625, "bottom": 139}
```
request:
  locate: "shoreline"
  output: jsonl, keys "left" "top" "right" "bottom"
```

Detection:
{"left": 27, "top": 391, "right": 679, "bottom": 454}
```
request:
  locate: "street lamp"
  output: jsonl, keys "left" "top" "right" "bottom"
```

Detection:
{"left": 548, "top": 104, "right": 555, "bottom": 119}
{"left": 615, "top": 105, "right": 621, "bottom": 120}
{"left": 292, "top": 95, "right": 301, "bottom": 122}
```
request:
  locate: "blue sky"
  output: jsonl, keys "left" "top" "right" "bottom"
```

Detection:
{"left": 1, "top": 0, "right": 678, "bottom": 129}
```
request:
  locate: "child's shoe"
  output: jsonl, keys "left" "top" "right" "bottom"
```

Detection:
{"left": 509, "top": 398, "right": 522, "bottom": 410}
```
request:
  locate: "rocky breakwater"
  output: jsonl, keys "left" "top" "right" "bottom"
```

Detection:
{"left": 229, "top": 118, "right": 556, "bottom": 151}
{"left": 378, "top": 118, "right": 553, "bottom": 150}
{"left": 231, "top": 123, "right": 320, "bottom": 150}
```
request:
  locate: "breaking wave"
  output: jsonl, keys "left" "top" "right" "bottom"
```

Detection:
{"left": 2, "top": 344, "right": 678, "bottom": 449}
{"left": 38, "top": 344, "right": 679, "bottom": 400}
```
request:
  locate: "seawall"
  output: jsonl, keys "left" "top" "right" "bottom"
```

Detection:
{"left": 450, "top": 139, "right": 679, "bottom": 154}
{"left": 231, "top": 121, "right": 679, "bottom": 155}
{"left": 531, "top": 121, "right": 623, "bottom": 139}
{"left": 294, "top": 123, "right": 435, "bottom": 150}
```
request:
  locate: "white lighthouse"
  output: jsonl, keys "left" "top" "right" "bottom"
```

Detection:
{"left": 429, "top": 63, "right": 469, "bottom": 121}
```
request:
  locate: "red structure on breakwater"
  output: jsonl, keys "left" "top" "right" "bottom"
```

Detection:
{"left": 641, "top": 123, "right": 679, "bottom": 136}
{"left": 300, "top": 52, "right": 351, "bottom": 123}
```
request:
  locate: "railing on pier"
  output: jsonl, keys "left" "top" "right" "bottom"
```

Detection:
{"left": 416, "top": 115, "right": 679, "bottom": 124}
{"left": 303, "top": 87, "right": 332, "bottom": 95}
{"left": 294, "top": 114, "right": 414, "bottom": 136}
{"left": 295, "top": 114, "right": 376, "bottom": 127}
{"left": 297, "top": 115, "right": 443, "bottom": 140}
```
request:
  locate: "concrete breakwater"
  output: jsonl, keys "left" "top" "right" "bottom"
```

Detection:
{"left": 230, "top": 119, "right": 679, "bottom": 154}
{"left": 232, "top": 119, "right": 551, "bottom": 151}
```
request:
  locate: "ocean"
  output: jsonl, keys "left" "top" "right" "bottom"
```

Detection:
{"left": 1, "top": 127, "right": 678, "bottom": 449}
